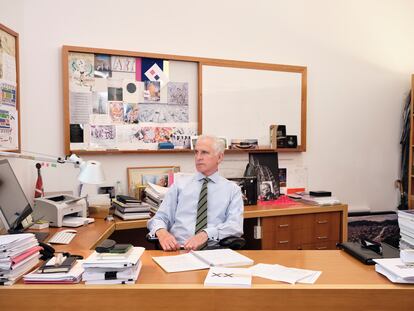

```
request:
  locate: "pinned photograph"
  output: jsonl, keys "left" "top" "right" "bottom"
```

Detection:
{"left": 124, "top": 103, "right": 139, "bottom": 124}
{"left": 108, "top": 87, "right": 123, "bottom": 101}
{"left": 92, "top": 92, "right": 108, "bottom": 114}
{"left": 143, "top": 81, "right": 160, "bottom": 102}
{"left": 94, "top": 54, "right": 111, "bottom": 78}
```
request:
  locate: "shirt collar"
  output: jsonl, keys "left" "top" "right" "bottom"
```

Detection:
{"left": 196, "top": 171, "right": 219, "bottom": 183}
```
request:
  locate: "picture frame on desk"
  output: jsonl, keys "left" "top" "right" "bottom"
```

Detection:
{"left": 127, "top": 166, "right": 180, "bottom": 198}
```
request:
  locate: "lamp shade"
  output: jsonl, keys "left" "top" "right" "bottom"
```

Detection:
{"left": 78, "top": 160, "right": 105, "bottom": 185}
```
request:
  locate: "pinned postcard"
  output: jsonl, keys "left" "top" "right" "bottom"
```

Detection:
{"left": 122, "top": 79, "right": 140, "bottom": 103}
{"left": 0, "top": 83, "right": 16, "bottom": 107}
{"left": 0, "top": 108, "right": 18, "bottom": 150}
{"left": 123, "top": 103, "right": 139, "bottom": 124}
{"left": 143, "top": 81, "right": 160, "bottom": 102}
{"left": 144, "top": 63, "right": 169, "bottom": 88}
{"left": 111, "top": 56, "right": 135, "bottom": 73}
{"left": 109, "top": 101, "right": 124, "bottom": 123}
{"left": 94, "top": 54, "right": 111, "bottom": 78}
{"left": 90, "top": 125, "right": 116, "bottom": 147}
{"left": 92, "top": 92, "right": 108, "bottom": 114}
{"left": 68, "top": 53, "right": 94, "bottom": 92}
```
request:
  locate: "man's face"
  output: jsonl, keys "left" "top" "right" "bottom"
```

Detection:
{"left": 194, "top": 138, "right": 223, "bottom": 176}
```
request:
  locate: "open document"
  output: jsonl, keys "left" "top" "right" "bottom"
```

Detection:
{"left": 152, "top": 249, "right": 254, "bottom": 273}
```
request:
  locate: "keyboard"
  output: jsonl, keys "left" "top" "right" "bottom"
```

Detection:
{"left": 48, "top": 230, "right": 77, "bottom": 244}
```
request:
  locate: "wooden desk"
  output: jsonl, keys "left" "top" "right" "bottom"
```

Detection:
{"left": 112, "top": 203, "right": 348, "bottom": 250}
{"left": 1, "top": 249, "right": 413, "bottom": 311}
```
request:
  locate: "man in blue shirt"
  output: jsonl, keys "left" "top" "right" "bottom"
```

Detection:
{"left": 147, "top": 135, "right": 244, "bottom": 251}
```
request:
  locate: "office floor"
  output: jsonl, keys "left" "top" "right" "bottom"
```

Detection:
{"left": 348, "top": 212, "right": 400, "bottom": 248}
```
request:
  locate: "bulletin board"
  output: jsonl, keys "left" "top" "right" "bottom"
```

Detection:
{"left": 63, "top": 46, "right": 307, "bottom": 154}
{"left": 0, "top": 23, "right": 20, "bottom": 152}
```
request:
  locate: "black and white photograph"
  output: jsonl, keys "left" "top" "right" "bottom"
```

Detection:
{"left": 167, "top": 82, "right": 188, "bottom": 105}
{"left": 248, "top": 152, "right": 280, "bottom": 200}
{"left": 259, "top": 181, "right": 276, "bottom": 201}
{"left": 94, "top": 54, "right": 111, "bottom": 78}
{"left": 108, "top": 87, "right": 123, "bottom": 101}
{"left": 137, "top": 103, "right": 188, "bottom": 123}
{"left": 92, "top": 91, "right": 108, "bottom": 114}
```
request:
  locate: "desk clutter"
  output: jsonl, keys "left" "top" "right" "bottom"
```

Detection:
{"left": 0, "top": 233, "right": 42, "bottom": 285}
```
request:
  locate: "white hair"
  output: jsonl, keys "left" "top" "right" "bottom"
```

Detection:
{"left": 197, "top": 135, "right": 225, "bottom": 155}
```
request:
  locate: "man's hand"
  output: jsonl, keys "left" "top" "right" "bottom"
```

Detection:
{"left": 156, "top": 229, "right": 180, "bottom": 251}
{"left": 183, "top": 231, "right": 208, "bottom": 250}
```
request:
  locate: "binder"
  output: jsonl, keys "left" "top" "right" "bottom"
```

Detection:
{"left": 337, "top": 242, "right": 400, "bottom": 265}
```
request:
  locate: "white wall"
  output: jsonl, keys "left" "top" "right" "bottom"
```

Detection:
{"left": 2, "top": 0, "right": 414, "bottom": 212}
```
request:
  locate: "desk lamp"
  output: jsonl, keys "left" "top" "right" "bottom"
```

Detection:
{"left": 0, "top": 151, "right": 106, "bottom": 196}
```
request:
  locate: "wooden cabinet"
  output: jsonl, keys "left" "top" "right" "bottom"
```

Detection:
{"left": 261, "top": 212, "right": 341, "bottom": 250}
{"left": 244, "top": 204, "right": 347, "bottom": 250}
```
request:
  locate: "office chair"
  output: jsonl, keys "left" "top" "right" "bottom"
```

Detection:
{"left": 146, "top": 233, "right": 246, "bottom": 250}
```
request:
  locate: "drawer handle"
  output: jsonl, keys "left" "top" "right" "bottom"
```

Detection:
{"left": 317, "top": 246, "right": 327, "bottom": 250}
{"left": 317, "top": 236, "right": 328, "bottom": 240}
{"left": 278, "top": 240, "right": 289, "bottom": 244}
{"left": 317, "top": 220, "right": 328, "bottom": 224}
{"left": 278, "top": 224, "right": 289, "bottom": 228}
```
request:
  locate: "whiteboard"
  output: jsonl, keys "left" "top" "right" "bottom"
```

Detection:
{"left": 202, "top": 65, "right": 303, "bottom": 146}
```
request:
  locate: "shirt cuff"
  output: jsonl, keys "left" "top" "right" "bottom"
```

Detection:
{"left": 203, "top": 227, "right": 219, "bottom": 241}
{"left": 150, "top": 225, "right": 168, "bottom": 237}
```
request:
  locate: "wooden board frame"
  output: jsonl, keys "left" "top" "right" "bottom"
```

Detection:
{"left": 62, "top": 45, "right": 306, "bottom": 154}
{"left": 0, "top": 23, "right": 20, "bottom": 152}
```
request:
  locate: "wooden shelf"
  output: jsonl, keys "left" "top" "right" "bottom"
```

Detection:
{"left": 71, "top": 147, "right": 303, "bottom": 155}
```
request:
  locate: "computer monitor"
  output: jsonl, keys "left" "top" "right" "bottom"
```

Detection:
{"left": 0, "top": 159, "right": 33, "bottom": 233}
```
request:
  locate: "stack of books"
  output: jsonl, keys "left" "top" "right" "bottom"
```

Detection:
{"left": 0, "top": 233, "right": 42, "bottom": 285}
{"left": 82, "top": 246, "right": 145, "bottom": 284}
{"left": 112, "top": 195, "right": 151, "bottom": 220}
{"left": 23, "top": 255, "right": 83, "bottom": 284}
{"left": 144, "top": 182, "right": 169, "bottom": 215}
{"left": 398, "top": 210, "right": 414, "bottom": 249}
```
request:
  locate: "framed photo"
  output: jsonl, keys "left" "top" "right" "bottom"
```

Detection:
{"left": 127, "top": 166, "right": 180, "bottom": 198}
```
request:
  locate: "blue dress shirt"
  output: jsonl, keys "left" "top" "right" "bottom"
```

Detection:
{"left": 147, "top": 171, "right": 244, "bottom": 245}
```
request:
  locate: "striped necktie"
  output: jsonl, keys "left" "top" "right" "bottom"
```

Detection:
{"left": 195, "top": 177, "right": 210, "bottom": 234}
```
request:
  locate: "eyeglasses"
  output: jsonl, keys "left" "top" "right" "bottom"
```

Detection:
{"left": 360, "top": 238, "right": 382, "bottom": 255}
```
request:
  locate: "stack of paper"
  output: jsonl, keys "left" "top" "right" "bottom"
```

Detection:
{"left": 204, "top": 267, "right": 252, "bottom": 287}
{"left": 299, "top": 194, "right": 340, "bottom": 206}
{"left": 82, "top": 247, "right": 145, "bottom": 284}
{"left": 144, "top": 182, "right": 169, "bottom": 214}
{"left": 249, "top": 263, "right": 321, "bottom": 284}
{"left": 153, "top": 249, "right": 254, "bottom": 273}
{"left": 374, "top": 258, "right": 414, "bottom": 283}
{"left": 397, "top": 210, "right": 414, "bottom": 249}
{"left": 23, "top": 261, "right": 84, "bottom": 284}
{"left": 0, "top": 233, "right": 41, "bottom": 285}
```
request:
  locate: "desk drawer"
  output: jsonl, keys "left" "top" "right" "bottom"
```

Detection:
{"left": 313, "top": 212, "right": 340, "bottom": 243}
{"left": 299, "top": 241, "right": 338, "bottom": 250}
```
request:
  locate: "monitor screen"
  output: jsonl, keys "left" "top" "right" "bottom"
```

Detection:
{"left": 0, "top": 159, "right": 33, "bottom": 232}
